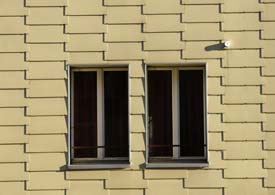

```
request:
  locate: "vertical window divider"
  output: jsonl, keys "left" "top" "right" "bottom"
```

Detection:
{"left": 172, "top": 68, "right": 180, "bottom": 158}
{"left": 203, "top": 67, "right": 208, "bottom": 160}
{"left": 71, "top": 70, "right": 75, "bottom": 160}
{"left": 128, "top": 66, "right": 131, "bottom": 164}
{"left": 68, "top": 66, "right": 73, "bottom": 162}
{"left": 145, "top": 64, "right": 149, "bottom": 164}
{"left": 97, "top": 69, "right": 104, "bottom": 159}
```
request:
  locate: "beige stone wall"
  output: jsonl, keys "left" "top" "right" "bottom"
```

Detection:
{"left": 0, "top": 0, "right": 274, "bottom": 194}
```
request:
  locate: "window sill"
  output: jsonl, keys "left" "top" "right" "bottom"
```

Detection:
{"left": 146, "top": 162, "right": 209, "bottom": 169}
{"left": 146, "top": 158, "right": 208, "bottom": 169}
{"left": 67, "top": 160, "right": 130, "bottom": 170}
{"left": 67, "top": 163, "right": 130, "bottom": 170}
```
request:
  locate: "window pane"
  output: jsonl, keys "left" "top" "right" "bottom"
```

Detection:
{"left": 179, "top": 70, "right": 204, "bottom": 157}
{"left": 148, "top": 70, "right": 173, "bottom": 157}
{"left": 73, "top": 71, "right": 97, "bottom": 158}
{"left": 104, "top": 71, "right": 128, "bottom": 157}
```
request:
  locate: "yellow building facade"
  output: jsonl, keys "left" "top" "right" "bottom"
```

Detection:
{"left": 0, "top": 0, "right": 274, "bottom": 194}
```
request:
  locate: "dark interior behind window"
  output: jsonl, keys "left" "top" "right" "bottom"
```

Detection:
{"left": 104, "top": 71, "right": 129, "bottom": 157}
{"left": 148, "top": 70, "right": 173, "bottom": 157}
{"left": 73, "top": 71, "right": 98, "bottom": 158}
{"left": 179, "top": 70, "right": 204, "bottom": 157}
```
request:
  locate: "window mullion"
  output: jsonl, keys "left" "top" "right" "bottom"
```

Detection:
{"left": 70, "top": 69, "right": 74, "bottom": 160}
{"left": 97, "top": 70, "right": 105, "bottom": 159}
{"left": 203, "top": 68, "right": 208, "bottom": 159}
{"left": 172, "top": 68, "right": 180, "bottom": 158}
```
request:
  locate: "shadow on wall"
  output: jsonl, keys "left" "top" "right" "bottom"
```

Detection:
{"left": 205, "top": 43, "right": 226, "bottom": 51}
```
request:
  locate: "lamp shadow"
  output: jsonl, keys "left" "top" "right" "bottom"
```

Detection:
{"left": 205, "top": 43, "right": 225, "bottom": 51}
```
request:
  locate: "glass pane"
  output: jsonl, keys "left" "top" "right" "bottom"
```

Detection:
{"left": 179, "top": 70, "right": 204, "bottom": 157}
{"left": 104, "top": 71, "right": 129, "bottom": 157}
{"left": 73, "top": 71, "right": 97, "bottom": 158}
{"left": 148, "top": 70, "right": 173, "bottom": 157}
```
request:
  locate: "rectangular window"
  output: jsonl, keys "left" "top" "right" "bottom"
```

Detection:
{"left": 146, "top": 66, "right": 207, "bottom": 166}
{"left": 70, "top": 67, "right": 129, "bottom": 168}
